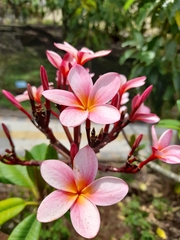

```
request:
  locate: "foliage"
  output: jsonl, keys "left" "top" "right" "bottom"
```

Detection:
{"left": 119, "top": 0, "right": 180, "bottom": 117}
{"left": 121, "top": 195, "right": 157, "bottom": 240}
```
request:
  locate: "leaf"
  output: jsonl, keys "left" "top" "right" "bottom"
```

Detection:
{"left": 45, "top": 144, "right": 58, "bottom": 160}
{"left": 175, "top": 11, "right": 180, "bottom": 27}
{"left": 156, "top": 227, "right": 167, "bottom": 239}
{"left": 8, "top": 213, "right": 42, "bottom": 240}
{"left": 177, "top": 99, "right": 180, "bottom": 113}
{"left": 124, "top": 0, "right": 136, "bottom": 11}
{"left": 0, "top": 163, "right": 35, "bottom": 188}
{"left": 0, "top": 198, "right": 26, "bottom": 225}
{"left": 165, "top": 40, "right": 177, "bottom": 61}
{"left": 119, "top": 49, "right": 136, "bottom": 65}
{"left": 29, "top": 143, "right": 48, "bottom": 160}
{"left": 28, "top": 143, "right": 58, "bottom": 160}
{"left": 158, "top": 119, "right": 180, "bottom": 130}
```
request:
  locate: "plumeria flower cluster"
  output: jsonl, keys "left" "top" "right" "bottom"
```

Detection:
{"left": 1, "top": 41, "right": 180, "bottom": 239}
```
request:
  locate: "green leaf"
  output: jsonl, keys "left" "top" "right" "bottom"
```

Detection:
{"left": 0, "top": 163, "right": 35, "bottom": 188}
{"left": 158, "top": 119, "right": 180, "bottom": 130}
{"left": 29, "top": 143, "right": 48, "bottom": 160}
{"left": 119, "top": 49, "right": 136, "bottom": 65}
{"left": 45, "top": 144, "right": 58, "bottom": 160}
{"left": 0, "top": 198, "right": 26, "bottom": 225}
{"left": 165, "top": 40, "right": 177, "bottom": 61}
{"left": 124, "top": 0, "right": 136, "bottom": 11}
{"left": 8, "top": 213, "right": 42, "bottom": 240}
{"left": 177, "top": 99, "right": 180, "bottom": 113}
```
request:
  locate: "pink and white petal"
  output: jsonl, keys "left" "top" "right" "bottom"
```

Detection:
{"left": 158, "top": 129, "right": 172, "bottom": 150}
{"left": 163, "top": 145, "right": 180, "bottom": 154}
{"left": 131, "top": 113, "right": 160, "bottom": 123}
{"left": 15, "top": 94, "right": 29, "bottom": 102}
{"left": 122, "top": 76, "right": 146, "bottom": 92}
{"left": 54, "top": 42, "right": 78, "bottom": 58}
{"left": 46, "top": 50, "right": 62, "bottom": 69}
{"left": 70, "top": 195, "right": 100, "bottom": 239}
{"left": 42, "top": 89, "right": 80, "bottom": 107}
{"left": 160, "top": 155, "right": 180, "bottom": 164}
{"left": 73, "top": 146, "right": 98, "bottom": 191}
{"left": 79, "top": 50, "right": 111, "bottom": 65}
{"left": 89, "top": 73, "right": 120, "bottom": 105}
{"left": 40, "top": 160, "right": 77, "bottom": 192}
{"left": 151, "top": 126, "right": 158, "bottom": 148}
{"left": 60, "top": 107, "right": 89, "bottom": 127}
{"left": 37, "top": 190, "right": 77, "bottom": 222}
{"left": 68, "top": 65, "right": 93, "bottom": 104}
{"left": 83, "top": 177, "right": 128, "bottom": 206}
{"left": 89, "top": 105, "right": 120, "bottom": 124}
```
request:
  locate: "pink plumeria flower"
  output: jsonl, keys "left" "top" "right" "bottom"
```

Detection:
{"left": 151, "top": 125, "right": 180, "bottom": 164}
{"left": 119, "top": 74, "right": 146, "bottom": 95}
{"left": 54, "top": 41, "right": 111, "bottom": 65}
{"left": 37, "top": 146, "right": 128, "bottom": 238}
{"left": 15, "top": 86, "right": 43, "bottom": 103}
{"left": 129, "top": 86, "right": 160, "bottom": 123}
{"left": 130, "top": 102, "right": 160, "bottom": 123}
{"left": 15, "top": 84, "right": 53, "bottom": 104}
{"left": 42, "top": 65, "right": 121, "bottom": 127}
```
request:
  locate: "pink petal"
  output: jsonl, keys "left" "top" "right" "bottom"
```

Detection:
{"left": 89, "top": 73, "right": 120, "bottom": 105}
{"left": 160, "top": 155, "right": 180, "bottom": 164}
{"left": 60, "top": 107, "right": 89, "bottom": 127}
{"left": 46, "top": 50, "right": 62, "bottom": 69}
{"left": 151, "top": 126, "right": 158, "bottom": 148}
{"left": 83, "top": 177, "right": 128, "bottom": 206}
{"left": 68, "top": 65, "right": 93, "bottom": 105}
{"left": 79, "top": 50, "right": 111, "bottom": 65}
{"left": 37, "top": 190, "right": 77, "bottom": 222}
{"left": 158, "top": 129, "right": 172, "bottom": 150}
{"left": 15, "top": 93, "right": 29, "bottom": 102}
{"left": 73, "top": 146, "right": 98, "bottom": 191}
{"left": 89, "top": 105, "right": 120, "bottom": 124}
{"left": 54, "top": 42, "right": 78, "bottom": 57}
{"left": 40, "top": 160, "right": 77, "bottom": 192}
{"left": 70, "top": 195, "right": 100, "bottom": 238}
{"left": 42, "top": 90, "right": 80, "bottom": 107}
{"left": 131, "top": 113, "right": 160, "bottom": 123}
{"left": 122, "top": 76, "right": 146, "bottom": 93}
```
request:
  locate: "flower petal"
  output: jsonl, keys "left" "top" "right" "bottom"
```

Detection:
{"left": 40, "top": 160, "right": 77, "bottom": 192}
{"left": 131, "top": 113, "right": 160, "bottom": 123}
{"left": 89, "top": 105, "right": 120, "bottom": 124}
{"left": 158, "top": 129, "right": 172, "bottom": 150}
{"left": 73, "top": 146, "right": 98, "bottom": 191}
{"left": 79, "top": 50, "right": 111, "bottom": 65}
{"left": 46, "top": 50, "right": 62, "bottom": 69}
{"left": 89, "top": 73, "right": 120, "bottom": 105}
{"left": 70, "top": 195, "right": 100, "bottom": 239}
{"left": 68, "top": 65, "right": 93, "bottom": 106}
{"left": 54, "top": 42, "right": 78, "bottom": 57}
{"left": 42, "top": 89, "right": 80, "bottom": 107}
{"left": 60, "top": 107, "right": 89, "bottom": 127}
{"left": 151, "top": 125, "right": 158, "bottom": 148}
{"left": 83, "top": 176, "right": 128, "bottom": 206}
{"left": 37, "top": 190, "right": 77, "bottom": 222}
{"left": 121, "top": 76, "right": 146, "bottom": 93}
